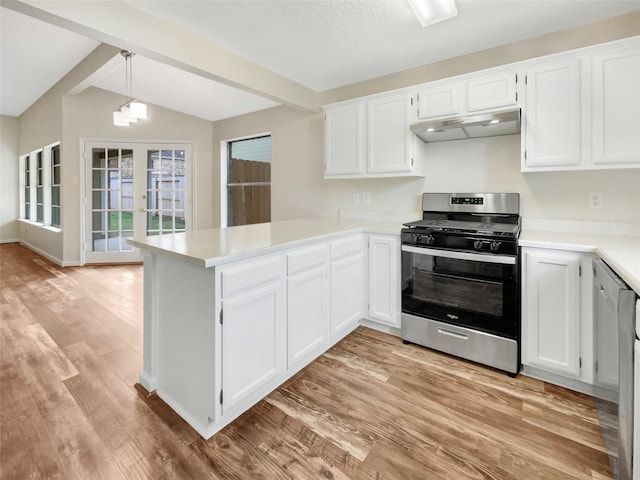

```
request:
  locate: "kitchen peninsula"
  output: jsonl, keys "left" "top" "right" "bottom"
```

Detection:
{"left": 127, "top": 217, "right": 403, "bottom": 439}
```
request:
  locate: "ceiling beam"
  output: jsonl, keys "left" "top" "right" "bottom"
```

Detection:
{"left": 3, "top": 0, "right": 320, "bottom": 112}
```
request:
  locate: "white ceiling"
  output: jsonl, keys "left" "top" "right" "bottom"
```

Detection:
{"left": 2, "top": 0, "right": 639, "bottom": 121}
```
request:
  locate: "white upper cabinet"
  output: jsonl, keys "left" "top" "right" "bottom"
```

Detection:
{"left": 591, "top": 44, "right": 640, "bottom": 168}
{"left": 523, "top": 39, "right": 640, "bottom": 171}
{"left": 416, "top": 71, "right": 519, "bottom": 120}
{"left": 416, "top": 83, "right": 460, "bottom": 119}
{"left": 324, "top": 91, "right": 423, "bottom": 179}
{"left": 522, "top": 59, "right": 581, "bottom": 170}
{"left": 366, "top": 93, "right": 415, "bottom": 174}
{"left": 324, "top": 102, "right": 365, "bottom": 176}
{"left": 466, "top": 72, "right": 518, "bottom": 112}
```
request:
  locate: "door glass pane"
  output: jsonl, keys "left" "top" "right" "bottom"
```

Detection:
{"left": 91, "top": 148, "right": 135, "bottom": 253}
{"left": 146, "top": 149, "right": 186, "bottom": 236}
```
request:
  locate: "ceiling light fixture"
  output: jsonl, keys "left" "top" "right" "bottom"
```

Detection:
{"left": 113, "top": 50, "right": 147, "bottom": 126}
{"left": 407, "top": 0, "right": 458, "bottom": 27}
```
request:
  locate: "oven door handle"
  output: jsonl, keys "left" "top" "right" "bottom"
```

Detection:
{"left": 401, "top": 245, "right": 516, "bottom": 265}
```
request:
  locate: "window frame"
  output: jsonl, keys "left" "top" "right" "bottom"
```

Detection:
{"left": 50, "top": 144, "right": 61, "bottom": 228}
{"left": 18, "top": 142, "right": 61, "bottom": 230}
{"left": 223, "top": 134, "right": 271, "bottom": 228}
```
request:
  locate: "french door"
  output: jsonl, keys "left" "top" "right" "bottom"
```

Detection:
{"left": 83, "top": 141, "right": 192, "bottom": 264}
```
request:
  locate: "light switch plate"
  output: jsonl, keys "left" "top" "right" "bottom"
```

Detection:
{"left": 352, "top": 192, "right": 361, "bottom": 205}
{"left": 362, "top": 192, "right": 371, "bottom": 205}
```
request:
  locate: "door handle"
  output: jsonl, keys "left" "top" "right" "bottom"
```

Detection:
{"left": 140, "top": 208, "right": 147, "bottom": 212}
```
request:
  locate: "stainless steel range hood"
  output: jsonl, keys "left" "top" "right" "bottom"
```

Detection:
{"left": 410, "top": 109, "right": 520, "bottom": 143}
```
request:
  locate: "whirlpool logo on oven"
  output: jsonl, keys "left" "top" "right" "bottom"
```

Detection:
{"left": 446, "top": 313, "right": 459, "bottom": 320}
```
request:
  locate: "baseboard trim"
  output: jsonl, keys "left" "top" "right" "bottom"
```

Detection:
{"left": 19, "top": 240, "right": 64, "bottom": 267}
{"left": 0, "top": 238, "right": 20, "bottom": 244}
{"left": 522, "top": 365, "right": 617, "bottom": 402}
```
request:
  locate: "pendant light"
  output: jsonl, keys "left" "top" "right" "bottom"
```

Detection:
{"left": 113, "top": 50, "right": 147, "bottom": 126}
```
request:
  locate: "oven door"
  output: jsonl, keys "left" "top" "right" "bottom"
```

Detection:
{"left": 401, "top": 245, "right": 519, "bottom": 339}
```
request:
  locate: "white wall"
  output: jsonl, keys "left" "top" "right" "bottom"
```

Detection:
{"left": 10, "top": 84, "right": 215, "bottom": 265}
{"left": 214, "top": 107, "right": 640, "bottom": 224}
{"left": 60, "top": 87, "right": 216, "bottom": 264}
{"left": 0, "top": 115, "right": 19, "bottom": 242}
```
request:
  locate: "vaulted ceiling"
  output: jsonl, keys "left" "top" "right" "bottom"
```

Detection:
{"left": 2, "top": 1, "right": 639, "bottom": 121}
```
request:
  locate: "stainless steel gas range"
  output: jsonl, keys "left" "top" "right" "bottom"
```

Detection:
{"left": 401, "top": 193, "right": 521, "bottom": 375}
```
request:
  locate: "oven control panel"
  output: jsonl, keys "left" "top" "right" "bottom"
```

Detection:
{"left": 401, "top": 230, "right": 517, "bottom": 256}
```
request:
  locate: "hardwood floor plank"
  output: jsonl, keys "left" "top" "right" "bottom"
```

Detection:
{"left": 266, "top": 388, "right": 377, "bottom": 462}
{"left": 126, "top": 412, "right": 218, "bottom": 480}
{"left": 0, "top": 395, "right": 69, "bottom": 480}
{"left": 522, "top": 400, "right": 609, "bottom": 453}
{"left": 305, "top": 354, "right": 511, "bottom": 476}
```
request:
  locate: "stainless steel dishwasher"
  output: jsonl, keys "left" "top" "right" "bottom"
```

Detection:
{"left": 593, "top": 258, "right": 636, "bottom": 480}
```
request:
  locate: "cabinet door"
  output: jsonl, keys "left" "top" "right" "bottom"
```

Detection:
{"left": 591, "top": 45, "right": 640, "bottom": 167}
{"left": 221, "top": 280, "right": 285, "bottom": 413}
{"left": 287, "top": 264, "right": 329, "bottom": 369}
{"left": 324, "top": 102, "right": 365, "bottom": 177}
{"left": 366, "top": 93, "right": 414, "bottom": 174}
{"left": 330, "top": 253, "right": 364, "bottom": 337}
{"left": 522, "top": 250, "right": 581, "bottom": 377}
{"left": 417, "top": 83, "right": 459, "bottom": 119}
{"left": 524, "top": 59, "right": 581, "bottom": 169}
{"left": 466, "top": 72, "right": 518, "bottom": 112}
{"left": 367, "top": 234, "right": 400, "bottom": 327}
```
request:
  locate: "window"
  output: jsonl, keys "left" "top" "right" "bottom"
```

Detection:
{"left": 51, "top": 145, "right": 61, "bottom": 227}
{"left": 226, "top": 135, "right": 271, "bottom": 227}
{"left": 36, "top": 151, "right": 44, "bottom": 223}
{"left": 21, "top": 154, "right": 31, "bottom": 220}
{"left": 19, "top": 142, "right": 61, "bottom": 228}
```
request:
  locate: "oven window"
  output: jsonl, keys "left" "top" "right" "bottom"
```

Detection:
{"left": 411, "top": 256, "right": 503, "bottom": 317}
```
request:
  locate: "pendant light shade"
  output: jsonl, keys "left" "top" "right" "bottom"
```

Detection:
{"left": 120, "top": 106, "right": 138, "bottom": 123}
{"left": 113, "top": 111, "right": 130, "bottom": 126}
{"left": 129, "top": 101, "right": 147, "bottom": 120}
{"left": 113, "top": 50, "right": 148, "bottom": 126}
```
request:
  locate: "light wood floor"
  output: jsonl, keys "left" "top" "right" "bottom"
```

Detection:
{"left": 0, "top": 243, "right": 614, "bottom": 479}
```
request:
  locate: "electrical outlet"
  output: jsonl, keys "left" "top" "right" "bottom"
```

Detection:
{"left": 362, "top": 192, "right": 371, "bottom": 205}
{"left": 352, "top": 192, "right": 361, "bottom": 205}
{"left": 589, "top": 191, "right": 603, "bottom": 210}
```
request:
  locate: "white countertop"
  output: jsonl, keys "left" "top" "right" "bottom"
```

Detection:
{"left": 129, "top": 217, "right": 640, "bottom": 295}
{"left": 128, "top": 217, "right": 403, "bottom": 268}
{"left": 520, "top": 229, "right": 640, "bottom": 295}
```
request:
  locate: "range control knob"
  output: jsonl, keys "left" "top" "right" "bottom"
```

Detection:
{"left": 473, "top": 240, "right": 484, "bottom": 250}
{"left": 425, "top": 235, "right": 436, "bottom": 245}
{"left": 415, "top": 234, "right": 422, "bottom": 243}
{"left": 490, "top": 241, "right": 501, "bottom": 252}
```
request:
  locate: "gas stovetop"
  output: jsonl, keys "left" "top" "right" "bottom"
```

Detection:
{"left": 403, "top": 218, "right": 520, "bottom": 236}
{"left": 401, "top": 193, "right": 521, "bottom": 255}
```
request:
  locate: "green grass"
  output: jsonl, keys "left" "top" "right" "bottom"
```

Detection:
{"left": 109, "top": 212, "right": 185, "bottom": 232}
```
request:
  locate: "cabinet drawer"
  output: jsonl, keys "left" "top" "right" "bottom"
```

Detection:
{"left": 221, "top": 255, "right": 284, "bottom": 298}
{"left": 287, "top": 244, "right": 328, "bottom": 276}
{"left": 330, "top": 235, "right": 363, "bottom": 261}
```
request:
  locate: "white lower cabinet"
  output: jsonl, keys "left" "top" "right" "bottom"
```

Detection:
{"left": 219, "top": 254, "right": 286, "bottom": 413}
{"left": 367, "top": 234, "right": 400, "bottom": 328}
{"left": 286, "top": 244, "right": 329, "bottom": 369}
{"left": 329, "top": 235, "right": 365, "bottom": 337}
{"left": 521, "top": 247, "right": 593, "bottom": 383}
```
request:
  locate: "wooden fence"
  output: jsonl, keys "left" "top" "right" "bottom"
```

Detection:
{"left": 228, "top": 158, "right": 271, "bottom": 226}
